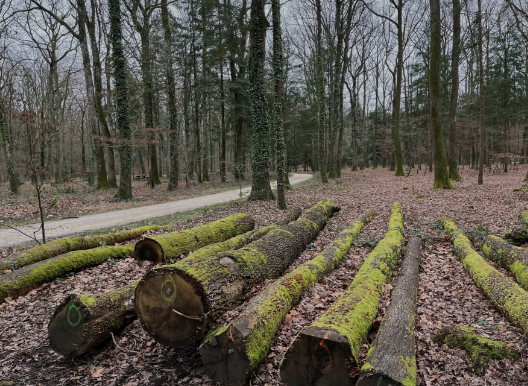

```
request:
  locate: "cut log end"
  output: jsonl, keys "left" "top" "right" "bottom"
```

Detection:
{"left": 280, "top": 326, "right": 354, "bottom": 386}
{"left": 134, "top": 238, "right": 164, "bottom": 262}
{"left": 199, "top": 323, "right": 250, "bottom": 385}
{"left": 48, "top": 294, "right": 89, "bottom": 358}
{"left": 356, "top": 373, "right": 404, "bottom": 386}
{"left": 135, "top": 268, "right": 208, "bottom": 346}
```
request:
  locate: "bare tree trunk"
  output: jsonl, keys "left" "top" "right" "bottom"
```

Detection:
{"left": 449, "top": 0, "right": 462, "bottom": 180}
{"left": 477, "top": 0, "right": 485, "bottom": 185}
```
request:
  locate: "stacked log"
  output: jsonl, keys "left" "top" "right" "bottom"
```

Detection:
{"left": 0, "top": 214, "right": 254, "bottom": 303}
{"left": 280, "top": 202, "right": 404, "bottom": 386}
{"left": 134, "top": 213, "right": 255, "bottom": 262}
{"left": 482, "top": 235, "right": 528, "bottom": 290}
{"left": 199, "top": 209, "right": 376, "bottom": 385}
{"left": 0, "top": 225, "right": 168, "bottom": 271}
{"left": 134, "top": 200, "right": 338, "bottom": 347}
{"left": 48, "top": 230, "right": 262, "bottom": 358}
{"left": 442, "top": 219, "right": 528, "bottom": 335}
{"left": 356, "top": 237, "right": 421, "bottom": 386}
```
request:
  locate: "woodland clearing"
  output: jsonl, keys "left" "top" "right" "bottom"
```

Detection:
{"left": 1, "top": 167, "right": 528, "bottom": 386}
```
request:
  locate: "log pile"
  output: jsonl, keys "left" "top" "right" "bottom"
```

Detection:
{"left": 134, "top": 200, "right": 338, "bottom": 347}
{"left": 199, "top": 209, "right": 376, "bottom": 385}
{"left": 280, "top": 202, "right": 404, "bottom": 386}
{"left": 482, "top": 235, "right": 528, "bottom": 290}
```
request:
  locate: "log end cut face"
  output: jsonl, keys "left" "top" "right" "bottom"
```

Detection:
{"left": 280, "top": 326, "right": 354, "bottom": 386}
{"left": 48, "top": 294, "right": 88, "bottom": 358}
{"left": 199, "top": 322, "right": 251, "bottom": 385}
{"left": 134, "top": 238, "right": 164, "bottom": 262}
{"left": 135, "top": 268, "right": 208, "bottom": 347}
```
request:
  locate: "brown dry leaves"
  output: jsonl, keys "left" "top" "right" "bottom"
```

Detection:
{"left": 1, "top": 168, "right": 528, "bottom": 385}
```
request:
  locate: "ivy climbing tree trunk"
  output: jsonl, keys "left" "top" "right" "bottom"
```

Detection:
{"left": 109, "top": 0, "right": 132, "bottom": 200}
{"left": 316, "top": 0, "right": 328, "bottom": 184}
{"left": 247, "top": 0, "right": 274, "bottom": 201}
{"left": 272, "top": 0, "right": 287, "bottom": 210}
{"left": 430, "top": 0, "right": 454, "bottom": 189}
{"left": 449, "top": 0, "right": 462, "bottom": 181}
{"left": 161, "top": 0, "right": 179, "bottom": 191}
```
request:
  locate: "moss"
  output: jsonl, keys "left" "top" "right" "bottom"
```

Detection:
{"left": 79, "top": 294, "right": 97, "bottom": 307}
{"left": 312, "top": 203, "right": 403, "bottom": 363}
{"left": 519, "top": 211, "right": 528, "bottom": 227}
{"left": 443, "top": 218, "right": 528, "bottom": 335}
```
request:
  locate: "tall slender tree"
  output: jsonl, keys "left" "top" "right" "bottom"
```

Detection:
{"left": 109, "top": 0, "right": 132, "bottom": 200}
{"left": 430, "top": 0, "right": 453, "bottom": 189}
{"left": 272, "top": 0, "right": 287, "bottom": 209}
{"left": 316, "top": 0, "right": 328, "bottom": 184}
{"left": 448, "top": 0, "right": 462, "bottom": 181}
{"left": 247, "top": 0, "right": 274, "bottom": 201}
{"left": 477, "top": 0, "right": 485, "bottom": 185}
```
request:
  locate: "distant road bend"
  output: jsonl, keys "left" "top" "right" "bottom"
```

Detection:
{"left": 0, "top": 173, "right": 312, "bottom": 249}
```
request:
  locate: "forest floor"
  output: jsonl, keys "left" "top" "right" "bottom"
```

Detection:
{"left": 1, "top": 166, "right": 528, "bottom": 385}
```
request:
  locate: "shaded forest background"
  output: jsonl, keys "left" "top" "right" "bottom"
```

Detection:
{"left": 1, "top": 0, "right": 528, "bottom": 198}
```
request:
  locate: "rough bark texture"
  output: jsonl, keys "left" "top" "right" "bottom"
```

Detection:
{"left": 0, "top": 225, "right": 168, "bottom": 271}
{"left": 482, "top": 235, "right": 528, "bottom": 291}
{"left": 442, "top": 219, "right": 528, "bottom": 335}
{"left": 356, "top": 237, "right": 421, "bottom": 386}
{"left": 0, "top": 246, "right": 134, "bottom": 303}
{"left": 433, "top": 324, "right": 519, "bottom": 375}
{"left": 134, "top": 214, "right": 255, "bottom": 262}
{"left": 275, "top": 206, "right": 302, "bottom": 225}
{"left": 47, "top": 230, "right": 263, "bottom": 358}
{"left": 280, "top": 202, "right": 404, "bottom": 386}
{"left": 199, "top": 210, "right": 375, "bottom": 385}
{"left": 134, "top": 200, "right": 338, "bottom": 347}
{"left": 48, "top": 279, "right": 138, "bottom": 358}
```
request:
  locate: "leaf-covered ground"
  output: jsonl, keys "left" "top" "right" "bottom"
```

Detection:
{"left": 1, "top": 167, "right": 528, "bottom": 385}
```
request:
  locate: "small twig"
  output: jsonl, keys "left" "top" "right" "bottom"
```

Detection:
{"left": 172, "top": 308, "right": 204, "bottom": 321}
{"left": 0, "top": 224, "right": 41, "bottom": 245}
{"left": 110, "top": 332, "right": 140, "bottom": 354}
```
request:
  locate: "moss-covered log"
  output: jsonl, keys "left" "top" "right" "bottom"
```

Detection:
{"left": 356, "top": 237, "right": 421, "bottom": 386}
{"left": 275, "top": 206, "right": 302, "bottom": 225}
{"left": 0, "top": 245, "right": 134, "bottom": 303}
{"left": 482, "top": 235, "right": 528, "bottom": 290}
{"left": 199, "top": 210, "right": 376, "bottom": 385}
{"left": 134, "top": 213, "right": 255, "bottom": 262}
{"left": 47, "top": 232, "right": 261, "bottom": 358}
{"left": 519, "top": 211, "right": 528, "bottom": 227}
{"left": 135, "top": 200, "right": 338, "bottom": 347}
{"left": 443, "top": 219, "right": 528, "bottom": 335}
{"left": 504, "top": 228, "right": 528, "bottom": 246}
{"left": 433, "top": 324, "right": 519, "bottom": 375}
{"left": 0, "top": 225, "right": 168, "bottom": 271}
{"left": 48, "top": 280, "right": 138, "bottom": 357}
{"left": 279, "top": 202, "right": 404, "bottom": 386}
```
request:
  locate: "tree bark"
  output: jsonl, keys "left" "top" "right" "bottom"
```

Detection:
{"left": 433, "top": 324, "right": 519, "bottom": 375}
{"left": 430, "top": 0, "right": 454, "bottom": 189}
{"left": 0, "top": 225, "right": 168, "bottom": 271}
{"left": 134, "top": 200, "right": 338, "bottom": 347}
{"left": 134, "top": 213, "right": 255, "bottom": 263}
{"left": 0, "top": 245, "right": 134, "bottom": 304}
{"left": 443, "top": 219, "right": 528, "bottom": 335}
{"left": 449, "top": 0, "right": 462, "bottom": 181}
{"left": 477, "top": 0, "right": 485, "bottom": 185}
{"left": 0, "top": 100, "right": 18, "bottom": 194}
{"left": 247, "top": 0, "right": 274, "bottom": 201}
{"left": 316, "top": 0, "right": 328, "bottom": 184}
{"left": 356, "top": 237, "right": 421, "bottom": 386}
{"left": 482, "top": 235, "right": 528, "bottom": 290}
{"left": 199, "top": 210, "right": 375, "bottom": 385}
{"left": 280, "top": 203, "right": 404, "bottom": 386}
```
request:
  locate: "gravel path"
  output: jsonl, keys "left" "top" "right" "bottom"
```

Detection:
{"left": 0, "top": 174, "right": 312, "bottom": 249}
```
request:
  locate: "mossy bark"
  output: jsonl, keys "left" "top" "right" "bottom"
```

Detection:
{"left": 134, "top": 213, "right": 255, "bottom": 262}
{"left": 0, "top": 225, "right": 168, "bottom": 271}
{"left": 48, "top": 280, "right": 138, "bottom": 357}
{"left": 442, "top": 219, "right": 528, "bottom": 335}
{"left": 356, "top": 237, "right": 421, "bottom": 386}
{"left": 0, "top": 245, "right": 134, "bottom": 303}
{"left": 47, "top": 231, "right": 261, "bottom": 358}
{"left": 280, "top": 202, "right": 404, "bottom": 386}
{"left": 275, "top": 206, "right": 302, "bottom": 225}
{"left": 482, "top": 235, "right": 528, "bottom": 291}
{"left": 519, "top": 211, "right": 528, "bottom": 227}
{"left": 504, "top": 228, "right": 528, "bottom": 246}
{"left": 433, "top": 324, "right": 519, "bottom": 375}
{"left": 134, "top": 200, "right": 338, "bottom": 347}
{"left": 199, "top": 210, "right": 376, "bottom": 385}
